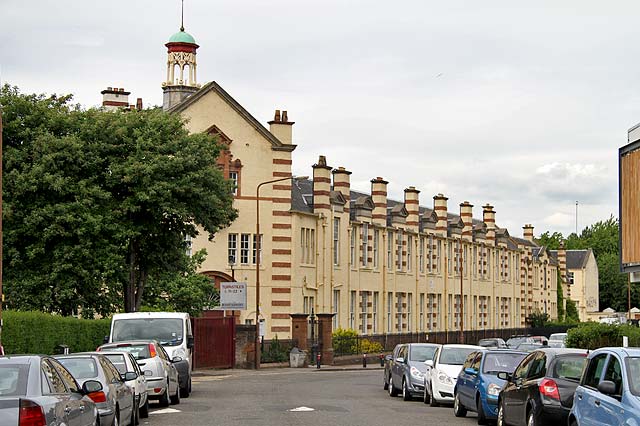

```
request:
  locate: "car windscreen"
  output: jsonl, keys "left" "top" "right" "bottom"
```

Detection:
{"left": 409, "top": 346, "right": 437, "bottom": 362}
{"left": 549, "top": 334, "right": 567, "bottom": 341}
{"left": 439, "top": 347, "right": 477, "bottom": 365}
{"left": 625, "top": 357, "right": 640, "bottom": 396}
{"left": 0, "top": 364, "right": 29, "bottom": 396}
{"left": 57, "top": 358, "right": 99, "bottom": 379}
{"left": 482, "top": 353, "right": 527, "bottom": 375}
{"left": 507, "top": 337, "right": 531, "bottom": 347}
{"left": 112, "top": 318, "right": 183, "bottom": 346}
{"left": 479, "top": 340, "right": 499, "bottom": 347}
{"left": 552, "top": 355, "right": 587, "bottom": 381}
{"left": 104, "top": 354, "right": 127, "bottom": 374}
{"left": 101, "top": 344, "right": 151, "bottom": 360}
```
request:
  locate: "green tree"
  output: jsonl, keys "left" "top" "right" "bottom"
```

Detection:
{"left": 535, "top": 231, "right": 565, "bottom": 250}
{"left": 565, "top": 299, "right": 580, "bottom": 322}
{"left": 1, "top": 85, "right": 237, "bottom": 315}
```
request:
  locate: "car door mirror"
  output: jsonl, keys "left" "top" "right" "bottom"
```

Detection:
{"left": 395, "top": 357, "right": 405, "bottom": 364}
{"left": 385, "top": 354, "right": 393, "bottom": 362}
{"left": 425, "top": 360, "right": 434, "bottom": 368}
{"left": 464, "top": 368, "right": 478, "bottom": 376}
{"left": 187, "top": 336, "right": 194, "bottom": 349}
{"left": 497, "top": 372, "right": 511, "bottom": 381}
{"left": 82, "top": 380, "right": 103, "bottom": 394}
{"left": 172, "top": 356, "right": 183, "bottom": 363}
{"left": 122, "top": 372, "right": 138, "bottom": 381}
{"left": 597, "top": 380, "right": 617, "bottom": 396}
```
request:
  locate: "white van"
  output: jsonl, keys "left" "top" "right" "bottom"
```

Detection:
{"left": 108, "top": 312, "right": 194, "bottom": 397}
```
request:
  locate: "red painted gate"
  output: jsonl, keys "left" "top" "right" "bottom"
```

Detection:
{"left": 192, "top": 317, "right": 235, "bottom": 369}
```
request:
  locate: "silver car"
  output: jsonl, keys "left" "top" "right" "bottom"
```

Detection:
{"left": 385, "top": 343, "right": 441, "bottom": 401}
{"left": 98, "top": 340, "right": 180, "bottom": 407}
{"left": 100, "top": 351, "right": 149, "bottom": 420}
{"left": 56, "top": 353, "right": 135, "bottom": 426}
{"left": 0, "top": 355, "right": 100, "bottom": 426}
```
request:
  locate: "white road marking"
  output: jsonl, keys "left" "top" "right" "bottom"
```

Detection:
{"left": 150, "top": 408, "right": 182, "bottom": 415}
{"left": 288, "top": 406, "right": 315, "bottom": 412}
{"left": 193, "top": 375, "right": 231, "bottom": 382}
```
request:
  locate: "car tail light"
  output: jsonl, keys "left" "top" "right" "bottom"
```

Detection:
{"left": 19, "top": 399, "right": 46, "bottom": 426}
{"left": 539, "top": 378, "right": 560, "bottom": 400}
{"left": 154, "top": 387, "right": 162, "bottom": 393}
{"left": 88, "top": 391, "right": 107, "bottom": 403}
{"left": 149, "top": 344, "right": 157, "bottom": 358}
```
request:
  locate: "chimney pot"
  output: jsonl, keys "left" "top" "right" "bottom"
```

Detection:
{"left": 107, "top": 87, "right": 113, "bottom": 91}
{"left": 318, "top": 155, "right": 327, "bottom": 167}
{"left": 274, "top": 110, "right": 281, "bottom": 122}
{"left": 282, "top": 111, "right": 288, "bottom": 122}
{"left": 136, "top": 98, "right": 143, "bottom": 110}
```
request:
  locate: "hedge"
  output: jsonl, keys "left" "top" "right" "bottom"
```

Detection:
{"left": 566, "top": 322, "right": 640, "bottom": 350}
{"left": 1, "top": 310, "right": 111, "bottom": 355}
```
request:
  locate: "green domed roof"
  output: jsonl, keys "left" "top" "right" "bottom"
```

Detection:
{"left": 168, "top": 30, "right": 196, "bottom": 44}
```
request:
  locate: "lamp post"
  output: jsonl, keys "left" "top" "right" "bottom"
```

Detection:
{"left": 254, "top": 175, "right": 307, "bottom": 370}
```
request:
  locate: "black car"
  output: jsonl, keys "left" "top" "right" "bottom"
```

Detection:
{"left": 497, "top": 348, "right": 588, "bottom": 426}
{"left": 0, "top": 355, "right": 101, "bottom": 426}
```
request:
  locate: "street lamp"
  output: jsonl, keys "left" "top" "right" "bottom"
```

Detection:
{"left": 255, "top": 175, "right": 308, "bottom": 369}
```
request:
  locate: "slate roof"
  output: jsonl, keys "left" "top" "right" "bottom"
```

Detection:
{"left": 566, "top": 250, "right": 590, "bottom": 269}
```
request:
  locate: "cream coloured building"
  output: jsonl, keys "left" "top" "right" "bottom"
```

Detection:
{"left": 151, "top": 24, "right": 560, "bottom": 339}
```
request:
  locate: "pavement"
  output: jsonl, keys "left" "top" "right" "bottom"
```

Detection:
{"left": 193, "top": 363, "right": 383, "bottom": 376}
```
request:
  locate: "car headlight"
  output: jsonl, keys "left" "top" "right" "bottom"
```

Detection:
{"left": 173, "top": 348, "right": 186, "bottom": 359}
{"left": 410, "top": 367, "right": 424, "bottom": 380}
{"left": 437, "top": 371, "right": 453, "bottom": 385}
{"left": 487, "top": 383, "right": 501, "bottom": 396}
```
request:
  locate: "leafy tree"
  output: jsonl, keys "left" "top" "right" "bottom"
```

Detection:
{"left": 535, "top": 231, "right": 565, "bottom": 250}
{"left": 565, "top": 299, "right": 580, "bottom": 322}
{"left": 1, "top": 85, "right": 237, "bottom": 315}
{"left": 526, "top": 310, "right": 550, "bottom": 327}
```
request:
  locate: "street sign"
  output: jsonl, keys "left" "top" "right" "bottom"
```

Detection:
{"left": 220, "top": 282, "right": 247, "bottom": 310}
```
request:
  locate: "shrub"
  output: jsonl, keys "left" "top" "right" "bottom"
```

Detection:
{"left": 261, "top": 335, "right": 290, "bottom": 363}
{"left": 332, "top": 328, "right": 358, "bottom": 354}
{"left": 566, "top": 322, "right": 640, "bottom": 349}
{"left": 2, "top": 310, "right": 111, "bottom": 354}
{"left": 360, "top": 339, "right": 383, "bottom": 354}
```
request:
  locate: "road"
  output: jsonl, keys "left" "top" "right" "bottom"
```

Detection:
{"left": 141, "top": 368, "right": 483, "bottom": 426}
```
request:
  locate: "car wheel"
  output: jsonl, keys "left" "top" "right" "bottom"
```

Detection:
{"left": 453, "top": 392, "right": 467, "bottom": 417}
{"left": 170, "top": 381, "right": 181, "bottom": 405}
{"left": 139, "top": 397, "right": 149, "bottom": 419}
{"left": 569, "top": 419, "right": 578, "bottom": 426}
{"left": 111, "top": 408, "right": 119, "bottom": 426}
{"left": 388, "top": 376, "right": 398, "bottom": 397}
{"left": 476, "top": 395, "right": 487, "bottom": 425}
{"left": 180, "top": 380, "right": 190, "bottom": 398}
{"left": 423, "top": 381, "right": 431, "bottom": 404}
{"left": 402, "top": 378, "right": 412, "bottom": 401}
{"left": 131, "top": 396, "right": 139, "bottom": 426}
{"left": 497, "top": 400, "right": 506, "bottom": 426}
{"left": 429, "top": 383, "right": 439, "bottom": 407}
{"left": 383, "top": 373, "right": 389, "bottom": 390}
{"left": 527, "top": 409, "right": 537, "bottom": 426}
{"left": 158, "top": 383, "right": 170, "bottom": 407}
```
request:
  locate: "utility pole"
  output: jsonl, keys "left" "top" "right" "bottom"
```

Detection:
{"left": 575, "top": 201, "right": 578, "bottom": 235}
{"left": 0, "top": 107, "right": 3, "bottom": 350}
{"left": 459, "top": 239, "right": 464, "bottom": 344}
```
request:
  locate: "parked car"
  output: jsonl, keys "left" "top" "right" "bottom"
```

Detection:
{"left": 515, "top": 342, "right": 544, "bottom": 352}
{"left": 0, "top": 355, "right": 100, "bottom": 426}
{"left": 423, "top": 344, "right": 483, "bottom": 406}
{"left": 478, "top": 338, "right": 508, "bottom": 349}
{"left": 454, "top": 349, "right": 527, "bottom": 424}
{"left": 497, "top": 348, "right": 588, "bottom": 426}
{"left": 569, "top": 347, "right": 640, "bottom": 426}
{"left": 531, "top": 336, "right": 549, "bottom": 346}
{"left": 108, "top": 311, "right": 194, "bottom": 397}
{"left": 384, "top": 343, "right": 440, "bottom": 400}
{"left": 98, "top": 339, "right": 180, "bottom": 407}
{"left": 100, "top": 350, "right": 149, "bottom": 419}
{"left": 56, "top": 353, "right": 136, "bottom": 426}
{"left": 548, "top": 333, "right": 568, "bottom": 348}
{"left": 506, "top": 335, "right": 534, "bottom": 348}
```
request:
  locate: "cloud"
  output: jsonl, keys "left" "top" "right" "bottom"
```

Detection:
{"left": 543, "top": 212, "right": 574, "bottom": 227}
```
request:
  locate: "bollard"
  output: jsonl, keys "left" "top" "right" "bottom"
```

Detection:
{"left": 363, "top": 353, "right": 367, "bottom": 368}
{"left": 379, "top": 354, "right": 384, "bottom": 367}
{"left": 316, "top": 353, "right": 321, "bottom": 369}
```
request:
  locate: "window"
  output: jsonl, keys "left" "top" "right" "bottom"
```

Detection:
{"left": 603, "top": 356, "right": 623, "bottom": 395}
{"left": 473, "top": 296, "right": 477, "bottom": 327}
{"left": 373, "top": 230, "right": 380, "bottom": 269}
{"left": 527, "top": 352, "right": 547, "bottom": 380}
{"left": 185, "top": 234, "right": 192, "bottom": 257}
{"left": 427, "top": 294, "right": 434, "bottom": 331}
{"left": 333, "top": 290, "right": 340, "bottom": 329}
{"left": 568, "top": 271, "right": 575, "bottom": 285}
{"left": 228, "top": 234, "right": 237, "bottom": 265}
{"left": 301, "top": 228, "right": 315, "bottom": 264}
{"left": 361, "top": 292, "right": 369, "bottom": 333}
{"left": 350, "top": 291, "right": 357, "bottom": 330}
{"left": 448, "top": 241, "right": 453, "bottom": 275}
{"left": 396, "top": 293, "right": 404, "bottom": 331}
{"left": 495, "top": 297, "right": 500, "bottom": 328}
{"left": 252, "top": 234, "right": 262, "bottom": 264}
{"left": 372, "top": 292, "right": 379, "bottom": 334}
{"left": 303, "top": 296, "right": 314, "bottom": 314}
{"left": 429, "top": 236, "right": 434, "bottom": 273}
{"left": 407, "top": 235, "right": 413, "bottom": 272}
{"left": 419, "top": 293, "right": 425, "bottom": 331}
{"left": 407, "top": 293, "right": 413, "bottom": 332}
{"left": 387, "top": 231, "right": 393, "bottom": 268}
{"left": 350, "top": 228, "right": 356, "bottom": 266}
{"left": 229, "top": 171, "right": 238, "bottom": 195}
{"left": 584, "top": 354, "right": 608, "bottom": 389}
{"left": 333, "top": 218, "right": 340, "bottom": 266}
{"left": 448, "top": 294, "right": 453, "bottom": 329}
{"left": 41, "top": 361, "right": 67, "bottom": 394}
{"left": 516, "top": 254, "right": 520, "bottom": 283}
{"left": 50, "top": 360, "right": 79, "bottom": 393}
{"left": 419, "top": 237, "right": 424, "bottom": 273}
{"left": 436, "top": 294, "right": 441, "bottom": 330}
{"left": 396, "top": 230, "right": 403, "bottom": 271}
{"left": 362, "top": 223, "right": 369, "bottom": 267}
{"left": 473, "top": 246, "right": 477, "bottom": 278}
{"left": 387, "top": 292, "right": 393, "bottom": 332}
{"left": 513, "top": 353, "right": 536, "bottom": 381}
{"left": 240, "top": 234, "right": 250, "bottom": 264}
{"left": 454, "top": 295, "right": 460, "bottom": 330}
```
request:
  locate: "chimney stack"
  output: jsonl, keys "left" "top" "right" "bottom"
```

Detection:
{"left": 332, "top": 167, "right": 352, "bottom": 213}
{"left": 371, "top": 177, "right": 388, "bottom": 226}
{"left": 269, "top": 109, "right": 294, "bottom": 145}
{"left": 483, "top": 204, "right": 496, "bottom": 245}
{"left": 312, "top": 155, "right": 332, "bottom": 215}
{"left": 460, "top": 201, "right": 473, "bottom": 242}
{"left": 523, "top": 224, "right": 535, "bottom": 242}
{"left": 433, "top": 194, "right": 448, "bottom": 237}
{"left": 404, "top": 187, "right": 420, "bottom": 232}
{"left": 101, "top": 86, "right": 131, "bottom": 111}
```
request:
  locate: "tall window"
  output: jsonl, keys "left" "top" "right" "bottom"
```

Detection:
{"left": 448, "top": 241, "right": 453, "bottom": 275}
{"left": 436, "top": 294, "right": 441, "bottom": 330}
{"left": 301, "top": 228, "right": 315, "bottom": 264}
{"left": 229, "top": 171, "right": 238, "bottom": 195}
{"left": 373, "top": 230, "right": 380, "bottom": 269}
{"left": 387, "top": 231, "right": 393, "bottom": 268}
{"left": 350, "top": 228, "right": 356, "bottom": 266}
{"left": 454, "top": 295, "right": 460, "bottom": 330}
{"left": 448, "top": 294, "right": 453, "bottom": 329}
{"left": 350, "top": 291, "right": 357, "bottom": 330}
{"left": 396, "top": 230, "right": 403, "bottom": 271}
{"left": 252, "top": 234, "right": 262, "bottom": 264}
{"left": 373, "top": 292, "right": 379, "bottom": 334}
{"left": 516, "top": 254, "right": 520, "bottom": 283}
{"left": 387, "top": 292, "right": 393, "bottom": 332}
{"left": 495, "top": 297, "right": 500, "bottom": 328}
{"left": 407, "top": 293, "right": 413, "bottom": 332}
{"left": 240, "top": 233, "right": 250, "bottom": 264}
{"left": 407, "top": 235, "right": 413, "bottom": 271}
{"left": 419, "top": 237, "right": 425, "bottom": 273}
{"left": 427, "top": 294, "right": 434, "bottom": 331}
{"left": 303, "top": 296, "right": 314, "bottom": 314}
{"left": 333, "top": 290, "right": 340, "bottom": 329}
{"left": 396, "top": 293, "right": 404, "bottom": 331}
{"left": 419, "top": 293, "right": 425, "bottom": 331}
{"left": 361, "top": 223, "right": 369, "bottom": 267}
{"left": 473, "top": 296, "right": 477, "bottom": 329}
{"left": 428, "top": 235, "right": 434, "bottom": 273}
{"left": 228, "top": 234, "right": 237, "bottom": 265}
{"left": 437, "top": 240, "right": 442, "bottom": 273}
{"left": 333, "top": 218, "right": 340, "bottom": 266}
{"left": 361, "top": 292, "right": 369, "bottom": 334}
{"left": 473, "top": 246, "right": 477, "bottom": 278}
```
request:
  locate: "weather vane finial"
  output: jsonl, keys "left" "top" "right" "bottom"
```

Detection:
{"left": 180, "top": 0, "right": 185, "bottom": 32}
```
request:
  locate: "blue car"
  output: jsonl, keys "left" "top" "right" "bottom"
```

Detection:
{"left": 569, "top": 347, "right": 640, "bottom": 426}
{"left": 453, "top": 349, "right": 527, "bottom": 425}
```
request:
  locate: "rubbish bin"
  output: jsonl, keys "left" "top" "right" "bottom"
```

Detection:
{"left": 289, "top": 347, "right": 308, "bottom": 368}
{"left": 54, "top": 344, "right": 70, "bottom": 355}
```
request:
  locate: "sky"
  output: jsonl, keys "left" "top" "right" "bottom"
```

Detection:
{"left": 2, "top": 0, "right": 639, "bottom": 238}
